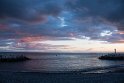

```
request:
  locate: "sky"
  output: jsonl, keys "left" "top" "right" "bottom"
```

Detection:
{"left": 0, "top": 0, "right": 124, "bottom": 52}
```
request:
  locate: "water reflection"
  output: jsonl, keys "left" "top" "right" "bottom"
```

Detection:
{"left": 0, "top": 53, "right": 124, "bottom": 72}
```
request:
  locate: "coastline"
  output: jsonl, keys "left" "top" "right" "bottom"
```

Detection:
{"left": 0, "top": 71, "right": 124, "bottom": 83}
{"left": 0, "top": 66, "right": 124, "bottom": 83}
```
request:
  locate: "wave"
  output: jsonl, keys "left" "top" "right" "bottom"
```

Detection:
{"left": 78, "top": 65, "right": 124, "bottom": 73}
{"left": 0, "top": 64, "right": 123, "bottom": 74}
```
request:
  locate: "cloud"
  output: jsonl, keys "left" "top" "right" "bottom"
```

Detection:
{"left": 0, "top": 0, "right": 74, "bottom": 41}
{"left": 1, "top": 0, "right": 124, "bottom": 51}
{"left": 0, "top": 0, "right": 64, "bottom": 23}
{"left": 64, "top": 0, "right": 124, "bottom": 43}
{"left": 0, "top": 39, "right": 71, "bottom": 52}
{"left": 1, "top": 0, "right": 124, "bottom": 39}
{"left": 66, "top": 0, "right": 124, "bottom": 30}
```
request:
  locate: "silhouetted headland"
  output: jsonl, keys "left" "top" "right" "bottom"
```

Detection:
{"left": 0, "top": 55, "right": 30, "bottom": 62}
{"left": 99, "top": 49, "right": 124, "bottom": 60}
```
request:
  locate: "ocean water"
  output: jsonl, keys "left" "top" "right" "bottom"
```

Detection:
{"left": 0, "top": 52, "right": 124, "bottom": 73}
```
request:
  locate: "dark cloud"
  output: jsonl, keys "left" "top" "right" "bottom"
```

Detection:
{"left": 0, "top": 0, "right": 63, "bottom": 23}
{"left": 66, "top": 0, "right": 124, "bottom": 30}
{"left": 1, "top": 0, "right": 124, "bottom": 41}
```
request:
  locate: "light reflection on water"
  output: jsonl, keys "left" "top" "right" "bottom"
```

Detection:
{"left": 0, "top": 53, "right": 124, "bottom": 72}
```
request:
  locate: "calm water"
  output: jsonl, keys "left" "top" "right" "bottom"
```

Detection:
{"left": 0, "top": 52, "right": 124, "bottom": 72}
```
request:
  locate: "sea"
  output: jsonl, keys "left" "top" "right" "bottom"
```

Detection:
{"left": 0, "top": 52, "right": 124, "bottom": 73}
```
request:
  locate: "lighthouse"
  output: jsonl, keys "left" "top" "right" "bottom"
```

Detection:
{"left": 114, "top": 49, "right": 116, "bottom": 54}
